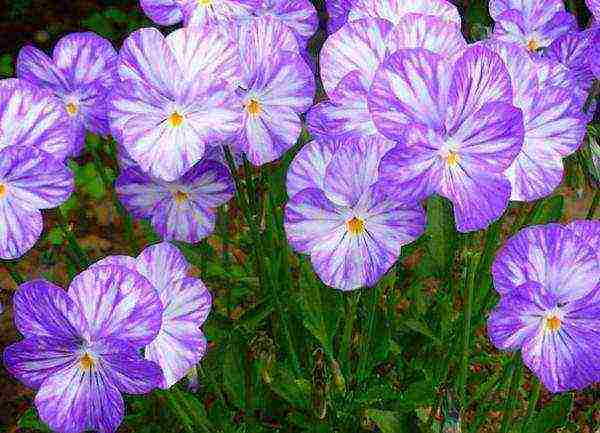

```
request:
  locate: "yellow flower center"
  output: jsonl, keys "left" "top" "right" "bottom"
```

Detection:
{"left": 346, "top": 216, "right": 365, "bottom": 235}
{"left": 198, "top": 0, "right": 212, "bottom": 5}
{"left": 527, "top": 39, "right": 540, "bottom": 52}
{"left": 545, "top": 315, "right": 562, "bottom": 332}
{"left": 80, "top": 353, "right": 94, "bottom": 370}
{"left": 169, "top": 112, "right": 184, "bottom": 127}
{"left": 445, "top": 151, "right": 461, "bottom": 166}
{"left": 173, "top": 190, "right": 188, "bottom": 204}
{"left": 66, "top": 102, "right": 78, "bottom": 116}
{"left": 246, "top": 99, "right": 262, "bottom": 116}
{"left": 0, "top": 183, "right": 6, "bottom": 198}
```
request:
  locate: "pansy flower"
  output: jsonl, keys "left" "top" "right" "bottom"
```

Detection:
{"left": 116, "top": 157, "right": 234, "bottom": 243}
{"left": 490, "top": 0, "right": 577, "bottom": 52}
{"left": 234, "top": 19, "right": 315, "bottom": 166}
{"left": 109, "top": 26, "right": 242, "bottom": 181}
{"left": 140, "top": 0, "right": 258, "bottom": 26}
{"left": 0, "top": 79, "right": 72, "bottom": 159}
{"left": 17, "top": 32, "right": 118, "bottom": 157}
{"left": 284, "top": 136, "right": 426, "bottom": 291}
{"left": 309, "top": 14, "right": 466, "bottom": 141}
{"left": 4, "top": 266, "right": 164, "bottom": 433}
{"left": 370, "top": 45, "right": 524, "bottom": 232}
{"left": 93, "top": 242, "right": 212, "bottom": 389}
{"left": 485, "top": 42, "right": 588, "bottom": 201}
{"left": 488, "top": 222, "right": 600, "bottom": 392}
{"left": 347, "top": 0, "right": 461, "bottom": 26}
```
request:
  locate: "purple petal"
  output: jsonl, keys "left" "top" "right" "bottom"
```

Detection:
{"left": 182, "top": 0, "right": 258, "bottom": 27}
{"left": 348, "top": 0, "right": 461, "bottom": 25}
{"left": 145, "top": 277, "right": 211, "bottom": 388}
{"left": 385, "top": 13, "right": 467, "bottom": 60}
{"left": 369, "top": 48, "right": 450, "bottom": 141}
{"left": 566, "top": 220, "right": 600, "bottom": 257}
{"left": 4, "top": 337, "right": 78, "bottom": 389}
{"left": 286, "top": 139, "right": 340, "bottom": 197}
{"left": 322, "top": 136, "right": 394, "bottom": 206}
{"left": 16, "top": 46, "right": 69, "bottom": 93}
{"left": 35, "top": 362, "right": 124, "bottom": 433}
{"left": 115, "top": 165, "right": 168, "bottom": 220}
{"left": 0, "top": 199, "right": 42, "bottom": 260}
{"left": 140, "top": 0, "right": 184, "bottom": 25}
{"left": 13, "top": 279, "right": 81, "bottom": 340}
{"left": 506, "top": 86, "right": 587, "bottom": 201}
{"left": 91, "top": 338, "right": 163, "bottom": 394}
{"left": 0, "top": 79, "right": 72, "bottom": 160}
{"left": 588, "top": 0, "right": 600, "bottom": 19}
{"left": 492, "top": 224, "right": 600, "bottom": 302}
{"left": 446, "top": 45, "right": 513, "bottom": 131}
{"left": 320, "top": 18, "right": 393, "bottom": 95}
{"left": 284, "top": 187, "right": 346, "bottom": 255}
{"left": 0, "top": 145, "right": 74, "bottom": 209}
{"left": 326, "top": 0, "right": 352, "bottom": 33}
{"left": 67, "top": 265, "right": 163, "bottom": 347}
{"left": 545, "top": 30, "right": 597, "bottom": 92}
{"left": 165, "top": 25, "right": 241, "bottom": 84}
{"left": 307, "top": 70, "right": 384, "bottom": 141}
{"left": 489, "top": 0, "right": 565, "bottom": 22}
{"left": 135, "top": 242, "right": 189, "bottom": 292}
{"left": 259, "top": 0, "right": 318, "bottom": 47}
{"left": 117, "top": 27, "right": 183, "bottom": 94}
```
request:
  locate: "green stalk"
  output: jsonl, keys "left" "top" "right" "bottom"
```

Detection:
{"left": 357, "top": 284, "right": 379, "bottom": 383}
{"left": 459, "top": 252, "right": 478, "bottom": 409}
{"left": 521, "top": 378, "right": 541, "bottom": 433}
{"left": 2, "top": 261, "right": 24, "bottom": 285}
{"left": 222, "top": 146, "right": 300, "bottom": 374}
{"left": 159, "top": 387, "right": 212, "bottom": 433}
{"left": 340, "top": 291, "right": 360, "bottom": 378}
{"left": 587, "top": 190, "right": 599, "bottom": 219}
{"left": 56, "top": 210, "right": 90, "bottom": 269}
{"left": 500, "top": 358, "right": 522, "bottom": 433}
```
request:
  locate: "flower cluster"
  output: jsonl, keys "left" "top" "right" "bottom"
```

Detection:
{"left": 4, "top": 242, "right": 211, "bottom": 432}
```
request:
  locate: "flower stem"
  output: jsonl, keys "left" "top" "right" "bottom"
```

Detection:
{"left": 521, "top": 378, "right": 541, "bottom": 433}
{"left": 500, "top": 356, "right": 522, "bottom": 433}
{"left": 341, "top": 291, "right": 360, "bottom": 379}
{"left": 55, "top": 210, "right": 90, "bottom": 269}
{"left": 357, "top": 284, "right": 379, "bottom": 383}
{"left": 2, "top": 261, "right": 24, "bottom": 285}
{"left": 587, "top": 190, "right": 599, "bottom": 219}
{"left": 459, "top": 252, "right": 478, "bottom": 409}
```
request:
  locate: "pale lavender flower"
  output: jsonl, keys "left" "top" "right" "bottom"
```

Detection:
{"left": 4, "top": 266, "right": 164, "bottom": 433}
{"left": 347, "top": 0, "right": 461, "bottom": 25}
{"left": 488, "top": 222, "right": 600, "bottom": 392}
{"left": 93, "top": 242, "right": 212, "bottom": 389}
{"left": 17, "top": 32, "right": 117, "bottom": 157}
{"left": 370, "top": 45, "right": 524, "bottom": 232}
{"left": 116, "top": 158, "right": 234, "bottom": 243}
{"left": 284, "top": 136, "right": 426, "bottom": 291}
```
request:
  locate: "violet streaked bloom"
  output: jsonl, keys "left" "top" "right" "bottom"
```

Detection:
{"left": 140, "top": 0, "right": 258, "bottom": 26}
{"left": 0, "top": 145, "right": 73, "bottom": 259}
{"left": 348, "top": 0, "right": 461, "bottom": 26}
{"left": 3, "top": 266, "right": 164, "bottom": 433}
{"left": 370, "top": 46, "right": 524, "bottom": 232}
{"left": 309, "top": 15, "right": 466, "bottom": 141}
{"left": 486, "top": 42, "right": 588, "bottom": 201}
{"left": 93, "top": 242, "right": 212, "bottom": 389}
{"left": 326, "top": 0, "right": 352, "bottom": 34}
{"left": 284, "top": 136, "right": 426, "bottom": 291}
{"left": 109, "top": 26, "right": 242, "bottom": 181}
{"left": 235, "top": 48, "right": 315, "bottom": 166}
{"left": 0, "top": 79, "right": 72, "bottom": 160}
{"left": 17, "top": 32, "right": 117, "bottom": 157}
{"left": 488, "top": 222, "right": 600, "bottom": 392}
{"left": 490, "top": 0, "right": 577, "bottom": 52}
{"left": 116, "top": 158, "right": 234, "bottom": 243}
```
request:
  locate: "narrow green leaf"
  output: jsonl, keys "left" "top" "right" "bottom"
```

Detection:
{"left": 365, "top": 409, "right": 407, "bottom": 433}
{"left": 425, "top": 196, "right": 458, "bottom": 278}
{"left": 527, "top": 394, "right": 573, "bottom": 433}
{"left": 18, "top": 407, "right": 51, "bottom": 432}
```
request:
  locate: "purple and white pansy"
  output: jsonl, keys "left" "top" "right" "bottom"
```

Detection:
{"left": 370, "top": 45, "right": 524, "bottom": 232}
{"left": 17, "top": 32, "right": 118, "bottom": 157}
{"left": 116, "top": 157, "right": 234, "bottom": 243}
{"left": 4, "top": 266, "right": 164, "bottom": 433}
{"left": 93, "top": 242, "right": 212, "bottom": 389}
{"left": 488, "top": 222, "right": 600, "bottom": 392}
{"left": 284, "top": 136, "right": 426, "bottom": 291}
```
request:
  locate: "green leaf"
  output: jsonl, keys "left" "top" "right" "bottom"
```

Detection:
{"left": 73, "top": 162, "right": 106, "bottom": 200}
{"left": 527, "top": 195, "right": 564, "bottom": 225}
{"left": 159, "top": 387, "right": 213, "bottom": 433}
{"left": 365, "top": 409, "right": 406, "bottom": 433}
{"left": 222, "top": 341, "right": 247, "bottom": 409}
{"left": 0, "top": 53, "right": 13, "bottom": 76}
{"left": 527, "top": 394, "right": 573, "bottom": 433}
{"left": 425, "top": 196, "right": 458, "bottom": 277}
{"left": 46, "top": 227, "right": 64, "bottom": 246}
{"left": 296, "top": 260, "right": 342, "bottom": 358}
{"left": 402, "top": 318, "right": 442, "bottom": 345}
{"left": 264, "top": 363, "right": 311, "bottom": 409}
{"left": 18, "top": 407, "right": 51, "bottom": 432}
